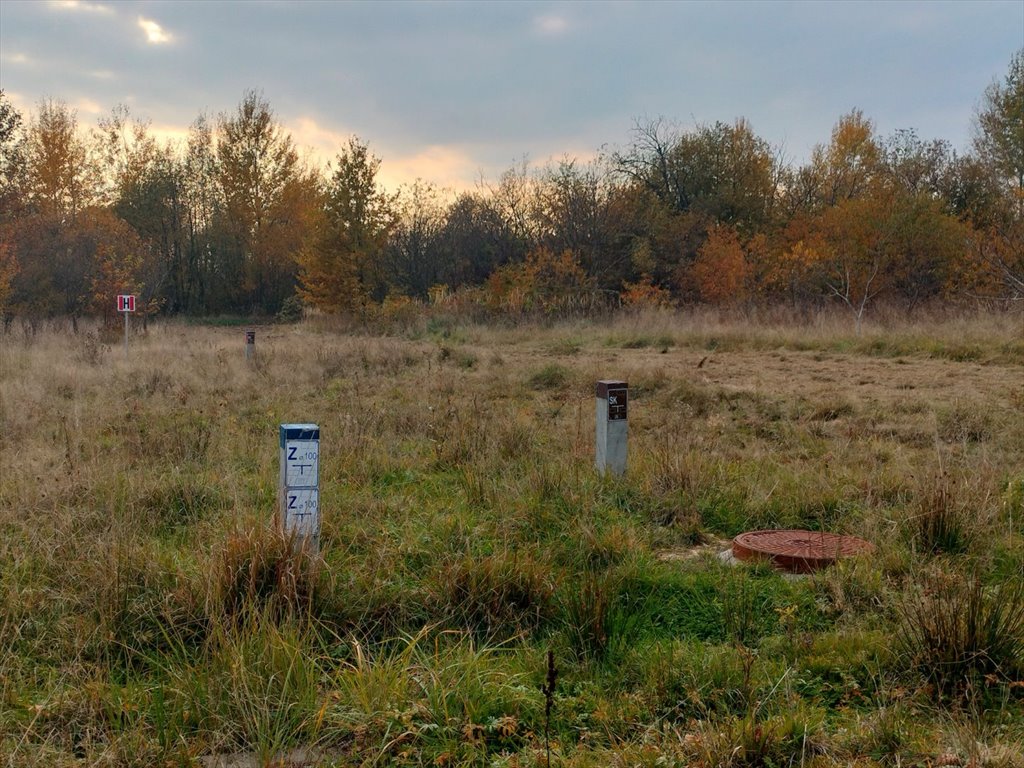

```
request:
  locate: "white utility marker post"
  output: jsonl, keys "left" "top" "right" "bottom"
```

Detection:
{"left": 117, "top": 294, "right": 136, "bottom": 358}
{"left": 245, "top": 329, "right": 256, "bottom": 362}
{"left": 279, "top": 423, "right": 320, "bottom": 553}
{"left": 595, "top": 380, "right": 628, "bottom": 476}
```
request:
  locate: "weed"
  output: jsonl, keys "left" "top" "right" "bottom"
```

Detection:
{"left": 897, "top": 571, "right": 1024, "bottom": 697}
{"left": 683, "top": 704, "right": 826, "bottom": 767}
{"left": 433, "top": 552, "right": 555, "bottom": 640}
{"left": 907, "top": 471, "right": 974, "bottom": 555}
{"left": 72, "top": 331, "right": 108, "bottom": 365}
{"left": 3, "top": 314, "right": 1022, "bottom": 765}
{"left": 559, "top": 570, "right": 622, "bottom": 660}
{"left": 212, "top": 526, "right": 322, "bottom": 625}
{"left": 937, "top": 401, "right": 994, "bottom": 443}
{"left": 527, "top": 363, "right": 572, "bottom": 390}
{"left": 138, "top": 471, "right": 225, "bottom": 530}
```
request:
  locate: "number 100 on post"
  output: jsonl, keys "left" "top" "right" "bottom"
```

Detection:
{"left": 279, "top": 423, "right": 320, "bottom": 547}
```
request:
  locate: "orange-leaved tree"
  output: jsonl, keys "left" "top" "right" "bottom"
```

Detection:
{"left": 686, "top": 224, "right": 751, "bottom": 305}
{"left": 620, "top": 273, "right": 674, "bottom": 310}
{"left": 486, "top": 247, "right": 595, "bottom": 316}
{"left": 78, "top": 208, "right": 144, "bottom": 323}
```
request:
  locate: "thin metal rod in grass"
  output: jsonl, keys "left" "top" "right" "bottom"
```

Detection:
{"left": 542, "top": 649, "right": 558, "bottom": 768}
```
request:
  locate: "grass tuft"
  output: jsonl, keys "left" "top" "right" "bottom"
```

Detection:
{"left": 897, "top": 571, "right": 1024, "bottom": 697}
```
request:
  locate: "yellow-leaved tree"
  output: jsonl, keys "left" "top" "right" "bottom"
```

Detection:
{"left": 299, "top": 137, "right": 395, "bottom": 314}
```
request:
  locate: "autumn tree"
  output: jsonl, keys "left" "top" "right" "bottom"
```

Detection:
{"left": 217, "top": 91, "right": 314, "bottom": 313}
{"left": 613, "top": 117, "right": 779, "bottom": 234}
{"left": 9, "top": 101, "right": 107, "bottom": 328}
{"left": 881, "top": 129, "right": 955, "bottom": 198}
{"left": 964, "top": 49, "right": 1024, "bottom": 301}
{"left": 684, "top": 224, "right": 751, "bottom": 305}
{"left": 25, "top": 100, "right": 95, "bottom": 219}
{"left": 91, "top": 106, "right": 185, "bottom": 318}
{"left": 798, "top": 110, "right": 881, "bottom": 210}
{"left": 0, "top": 92, "right": 26, "bottom": 320}
{"left": 10, "top": 214, "right": 144, "bottom": 331}
{"left": 299, "top": 137, "right": 394, "bottom": 312}
{"left": 488, "top": 159, "right": 539, "bottom": 249}
{"left": 179, "top": 115, "right": 225, "bottom": 312}
{"left": 487, "top": 247, "right": 595, "bottom": 316}
{"left": 975, "top": 48, "right": 1024, "bottom": 210}
{"left": 76, "top": 207, "right": 145, "bottom": 320}
{"left": 533, "top": 158, "right": 633, "bottom": 289}
{"left": 0, "top": 91, "right": 27, "bottom": 216}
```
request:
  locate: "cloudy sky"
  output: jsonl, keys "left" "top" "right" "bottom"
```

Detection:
{"left": 1, "top": 0, "right": 1021, "bottom": 190}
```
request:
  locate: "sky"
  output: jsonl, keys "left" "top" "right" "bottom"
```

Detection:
{"left": 1, "top": 0, "right": 1022, "bottom": 191}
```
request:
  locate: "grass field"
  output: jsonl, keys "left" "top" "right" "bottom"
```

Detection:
{"left": 1, "top": 309, "right": 1023, "bottom": 767}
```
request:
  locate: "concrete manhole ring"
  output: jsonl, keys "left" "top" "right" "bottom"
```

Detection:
{"left": 732, "top": 529, "right": 874, "bottom": 573}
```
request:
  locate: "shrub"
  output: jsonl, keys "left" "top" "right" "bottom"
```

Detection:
{"left": 276, "top": 295, "right": 304, "bottom": 323}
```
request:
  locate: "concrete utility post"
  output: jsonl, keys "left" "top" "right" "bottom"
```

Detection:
{"left": 279, "top": 423, "right": 320, "bottom": 553}
{"left": 595, "top": 380, "right": 628, "bottom": 476}
{"left": 245, "top": 329, "right": 255, "bottom": 361}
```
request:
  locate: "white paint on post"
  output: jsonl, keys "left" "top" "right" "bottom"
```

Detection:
{"left": 279, "top": 423, "right": 320, "bottom": 553}
{"left": 245, "top": 329, "right": 255, "bottom": 361}
{"left": 595, "top": 380, "right": 628, "bottom": 476}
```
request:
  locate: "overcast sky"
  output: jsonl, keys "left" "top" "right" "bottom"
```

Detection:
{"left": 1, "top": 0, "right": 1021, "bottom": 190}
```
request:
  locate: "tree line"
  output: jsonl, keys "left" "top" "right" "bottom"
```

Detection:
{"left": 0, "top": 50, "right": 1020, "bottom": 329}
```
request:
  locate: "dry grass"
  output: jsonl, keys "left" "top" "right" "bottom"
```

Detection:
{"left": 1, "top": 309, "right": 1022, "bottom": 766}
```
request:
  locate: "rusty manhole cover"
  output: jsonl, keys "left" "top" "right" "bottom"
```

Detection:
{"left": 732, "top": 529, "right": 874, "bottom": 573}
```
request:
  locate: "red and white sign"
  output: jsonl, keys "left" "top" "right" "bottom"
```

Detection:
{"left": 117, "top": 294, "right": 136, "bottom": 313}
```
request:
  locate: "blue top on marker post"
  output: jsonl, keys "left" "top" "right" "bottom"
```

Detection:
{"left": 280, "top": 424, "right": 320, "bottom": 447}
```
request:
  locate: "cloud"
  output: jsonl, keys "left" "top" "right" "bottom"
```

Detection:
{"left": 2, "top": 51, "right": 31, "bottom": 65}
{"left": 380, "top": 145, "right": 480, "bottom": 193}
{"left": 147, "top": 123, "right": 191, "bottom": 148}
{"left": 49, "top": 0, "right": 113, "bottom": 14}
{"left": 138, "top": 17, "right": 172, "bottom": 44}
{"left": 289, "top": 116, "right": 357, "bottom": 168}
{"left": 72, "top": 97, "right": 104, "bottom": 115}
{"left": 2, "top": 92, "right": 32, "bottom": 115}
{"left": 288, "top": 116, "right": 479, "bottom": 192}
{"left": 534, "top": 14, "right": 570, "bottom": 37}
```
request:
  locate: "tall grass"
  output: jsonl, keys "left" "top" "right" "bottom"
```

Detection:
{"left": 1, "top": 310, "right": 1022, "bottom": 765}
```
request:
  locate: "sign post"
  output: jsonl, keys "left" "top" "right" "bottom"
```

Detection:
{"left": 117, "top": 294, "right": 136, "bottom": 358}
{"left": 279, "top": 423, "right": 320, "bottom": 554}
{"left": 595, "top": 380, "right": 628, "bottom": 476}
{"left": 245, "top": 329, "right": 256, "bottom": 362}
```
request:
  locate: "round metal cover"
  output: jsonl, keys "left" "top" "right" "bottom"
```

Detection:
{"left": 732, "top": 529, "right": 874, "bottom": 573}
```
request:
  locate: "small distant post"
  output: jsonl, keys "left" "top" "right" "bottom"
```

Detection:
{"left": 595, "top": 380, "right": 628, "bottom": 476}
{"left": 245, "top": 329, "right": 256, "bottom": 362}
{"left": 117, "top": 294, "right": 136, "bottom": 359}
{"left": 279, "top": 423, "right": 320, "bottom": 554}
